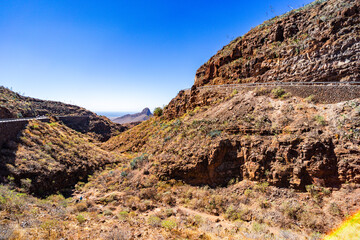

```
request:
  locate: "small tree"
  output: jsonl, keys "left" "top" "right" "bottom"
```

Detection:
{"left": 153, "top": 107, "right": 163, "bottom": 117}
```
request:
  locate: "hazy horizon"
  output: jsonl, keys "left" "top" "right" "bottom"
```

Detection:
{"left": 96, "top": 111, "right": 137, "bottom": 118}
{"left": 1, "top": 0, "right": 314, "bottom": 112}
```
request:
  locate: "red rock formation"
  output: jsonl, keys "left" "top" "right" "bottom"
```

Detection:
{"left": 194, "top": 0, "right": 359, "bottom": 87}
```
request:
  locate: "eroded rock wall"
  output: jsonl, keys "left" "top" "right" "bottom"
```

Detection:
{"left": 195, "top": 0, "right": 360, "bottom": 86}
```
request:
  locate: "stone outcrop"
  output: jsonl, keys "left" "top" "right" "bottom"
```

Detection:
{"left": 194, "top": 0, "right": 359, "bottom": 87}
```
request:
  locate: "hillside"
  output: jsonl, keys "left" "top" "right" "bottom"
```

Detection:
{"left": 102, "top": 0, "right": 360, "bottom": 238}
{"left": 106, "top": 89, "right": 360, "bottom": 189}
{"left": 0, "top": 86, "right": 125, "bottom": 141}
{"left": 0, "top": 119, "right": 124, "bottom": 196}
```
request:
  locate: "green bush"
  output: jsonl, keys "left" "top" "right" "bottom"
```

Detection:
{"left": 118, "top": 211, "right": 129, "bottom": 220}
{"left": 271, "top": 87, "right": 286, "bottom": 98}
{"left": 40, "top": 219, "right": 59, "bottom": 237}
{"left": 76, "top": 214, "right": 86, "bottom": 224}
{"left": 130, "top": 154, "right": 148, "bottom": 169}
{"left": 161, "top": 219, "right": 177, "bottom": 230}
{"left": 153, "top": 107, "right": 163, "bottom": 117}
{"left": 0, "top": 186, "right": 27, "bottom": 213}
{"left": 313, "top": 115, "right": 326, "bottom": 126}
{"left": 230, "top": 89, "right": 238, "bottom": 97}
{"left": 304, "top": 95, "right": 315, "bottom": 103}
{"left": 148, "top": 215, "right": 161, "bottom": 227}
{"left": 208, "top": 130, "right": 222, "bottom": 138}
{"left": 225, "top": 205, "right": 250, "bottom": 221}
{"left": 254, "top": 182, "right": 269, "bottom": 193}
{"left": 252, "top": 222, "right": 265, "bottom": 233}
{"left": 225, "top": 205, "right": 238, "bottom": 221}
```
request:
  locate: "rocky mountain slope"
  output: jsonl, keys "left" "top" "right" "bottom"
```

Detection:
{"left": 0, "top": 86, "right": 125, "bottom": 141}
{"left": 106, "top": 89, "right": 360, "bottom": 189}
{"left": 195, "top": 0, "right": 359, "bottom": 86}
{"left": 0, "top": 0, "right": 359, "bottom": 239}
{"left": 0, "top": 119, "right": 123, "bottom": 196}
{"left": 107, "top": 0, "right": 360, "bottom": 190}
{"left": 112, "top": 108, "right": 153, "bottom": 124}
{"left": 101, "top": 0, "right": 360, "bottom": 238}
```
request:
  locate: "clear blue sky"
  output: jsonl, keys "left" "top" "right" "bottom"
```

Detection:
{"left": 0, "top": 0, "right": 313, "bottom": 112}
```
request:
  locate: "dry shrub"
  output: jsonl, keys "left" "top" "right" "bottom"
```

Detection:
{"left": 280, "top": 200, "right": 302, "bottom": 220}
{"left": 148, "top": 215, "right": 162, "bottom": 227}
{"left": 75, "top": 202, "right": 88, "bottom": 212}
{"left": 139, "top": 188, "right": 156, "bottom": 200}
{"left": 162, "top": 192, "right": 176, "bottom": 206}
{"left": 254, "top": 87, "right": 270, "bottom": 96}
{"left": 0, "top": 224, "right": 14, "bottom": 240}
{"left": 105, "top": 228, "right": 132, "bottom": 240}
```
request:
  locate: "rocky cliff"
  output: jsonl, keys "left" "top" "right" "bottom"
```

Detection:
{"left": 107, "top": 0, "right": 360, "bottom": 190}
{"left": 107, "top": 90, "right": 360, "bottom": 189}
{"left": 195, "top": 0, "right": 359, "bottom": 86}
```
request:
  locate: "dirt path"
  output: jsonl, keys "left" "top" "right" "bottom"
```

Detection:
{"left": 177, "top": 206, "right": 221, "bottom": 221}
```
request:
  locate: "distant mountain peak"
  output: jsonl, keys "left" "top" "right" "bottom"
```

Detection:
{"left": 141, "top": 108, "right": 152, "bottom": 116}
{"left": 112, "top": 107, "right": 153, "bottom": 124}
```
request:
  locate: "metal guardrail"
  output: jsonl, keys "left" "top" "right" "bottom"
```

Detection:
{"left": 183, "top": 81, "right": 360, "bottom": 91}
{"left": 0, "top": 115, "right": 91, "bottom": 124}
{"left": 0, "top": 116, "right": 49, "bottom": 123}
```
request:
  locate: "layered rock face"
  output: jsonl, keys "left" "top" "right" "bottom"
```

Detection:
{"left": 107, "top": 90, "right": 360, "bottom": 189}
{"left": 159, "top": 94, "right": 359, "bottom": 189}
{"left": 194, "top": 0, "right": 359, "bottom": 86}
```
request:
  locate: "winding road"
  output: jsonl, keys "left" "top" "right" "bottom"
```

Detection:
{"left": 0, "top": 116, "right": 49, "bottom": 123}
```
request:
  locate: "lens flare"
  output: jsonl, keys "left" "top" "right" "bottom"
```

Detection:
{"left": 323, "top": 210, "right": 360, "bottom": 240}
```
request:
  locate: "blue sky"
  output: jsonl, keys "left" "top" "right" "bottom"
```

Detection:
{"left": 0, "top": 0, "right": 314, "bottom": 112}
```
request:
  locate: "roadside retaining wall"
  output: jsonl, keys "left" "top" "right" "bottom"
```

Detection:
{"left": 189, "top": 85, "right": 360, "bottom": 103}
